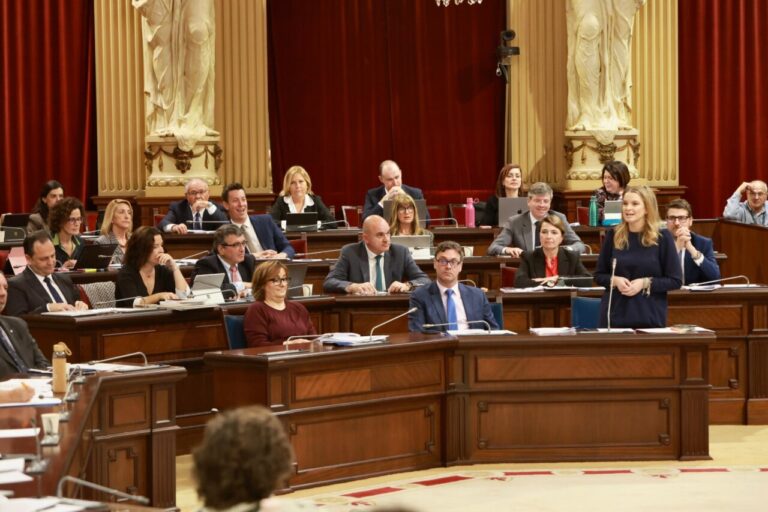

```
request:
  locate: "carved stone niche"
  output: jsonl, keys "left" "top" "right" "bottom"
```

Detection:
{"left": 142, "top": 135, "right": 224, "bottom": 197}
{"left": 563, "top": 129, "right": 641, "bottom": 191}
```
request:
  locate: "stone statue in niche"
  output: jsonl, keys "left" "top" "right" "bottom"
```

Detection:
{"left": 566, "top": 0, "right": 646, "bottom": 134}
{"left": 133, "top": 0, "right": 218, "bottom": 152}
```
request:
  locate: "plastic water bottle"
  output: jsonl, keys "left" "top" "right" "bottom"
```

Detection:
{"left": 52, "top": 342, "right": 72, "bottom": 393}
{"left": 465, "top": 198, "right": 475, "bottom": 228}
{"left": 588, "top": 195, "right": 598, "bottom": 227}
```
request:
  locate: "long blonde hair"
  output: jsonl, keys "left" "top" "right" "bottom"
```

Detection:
{"left": 388, "top": 194, "right": 426, "bottom": 236}
{"left": 100, "top": 199, "right": 133, "bottom": 236}
{"left": 613, "top": 185, "right": 661, "bottom": 250}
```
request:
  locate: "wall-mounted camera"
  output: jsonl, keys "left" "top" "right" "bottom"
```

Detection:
{"left": 496, "top": 29, "right": 520, "bottom": 83}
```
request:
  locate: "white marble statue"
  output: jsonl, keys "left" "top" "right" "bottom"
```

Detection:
{"left": 133, "top": 0, "right": 218, "bottom": 151}
{"left": 566, "top": 0, "right": 646, "bottom": 132}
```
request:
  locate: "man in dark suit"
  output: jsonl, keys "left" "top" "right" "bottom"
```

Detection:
{"left": 409, "top": 240, "right": 498, "bottom": 332}
{"left": 666, "top": 199, "right": 721, "bottom": 285}
{"left": 362, "top": 160, "right": 426, "bottom": 221}
{"left": 324, "top": 215, "right": 430, "bottom": 294}
{"left": 488, "top": 182, "right": 586, "bottom": 257}
{"left": 157, "top": 178, "right": 230, "bottom": 234}
{"left": 192, "top": 224, "right": 257, "bottom": 298}
{"left": 5, "top": 231, "right": 88, "bottom": 316}
{"left": 221, "top": 183, "right": 295, "bottom": 259}
{"left": 0, "top": 273, "right": 50, "bottom": 378}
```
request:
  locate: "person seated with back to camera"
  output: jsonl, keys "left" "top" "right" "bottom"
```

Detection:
{"left": 269, "top": 165, "right": 337, "bottom": 228}
{"left": 388, "top": 193, "right": 433, "bottom": 244}
{"left": 192, "top": 224, "right": 256, "bottom": 299}
{"left": 115, "top": 226, "right": 190, "bottom": 307}
{"left": 488, "top": 182, "right": 586, "bottom": 257}
{"left": 94, "top": 199, "right": 133, "bottom": 265}
{"left": 664, "top": 199, "right": 720, "bottom": 285}
{"left": 478, "top": 163, "right": 525, "bottom": 228}
{"left": 193, "top": 405, "right": 316, "bottom": 512}
{"left": 409, "top": 241, "right": 498, "bottom": 333}
{"left": 514, "top": 213, "right": 592, "bottom": 288}
{"left": 244, "top": 261, "right": 316, "bottom": 348}
{"left": 157, "top": 178, "right": 229, "bottom": 234}
{"left": 49, "top": 197, "right": 86, "bottom": 270}
{"left": 323, "top": 215, "right": 430, "bottom": 295}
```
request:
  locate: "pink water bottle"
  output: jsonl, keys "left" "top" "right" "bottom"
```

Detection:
{"left": 465, "top": 197, "right": 475, "bottom": 227}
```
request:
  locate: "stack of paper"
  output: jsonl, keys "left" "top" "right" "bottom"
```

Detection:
{"left": 321, "top": 333, "right": 388, "bottom": 346}
{"left": 529, "top": 327, "right": 576, "bottom": 336}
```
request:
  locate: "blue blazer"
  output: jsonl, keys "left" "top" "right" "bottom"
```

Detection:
{"left": 248, "top": 214, "right": 295, "bottom": 258}
{"left": 362, "top": 184, "right": 425, "bottom": 221}
{"left": 408, "top": 281, "right": 498, "bottom": 332}
{"left": 683, "top": 232, "right": 720, "bottom": 285}
{"left": 157, "top": 199, "right": 229, "bottom": 231}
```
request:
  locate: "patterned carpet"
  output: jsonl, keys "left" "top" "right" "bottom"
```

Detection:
{"left": 301, "top": 467, "right": 768, "bottom": 511}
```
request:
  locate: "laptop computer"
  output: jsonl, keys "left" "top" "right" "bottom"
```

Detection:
{"left": 602, "top": 200, "right": 622, "bottom": 226}
{"left": 498, "top": 197, "right": 529, "bottom": 226}
{"left": 73, "top": 243, "right": 118, "bottom": 270}
{"left": 285, "top": 263, "right": 309, "bottom": 297}
{"left": 557, "top": 276, "right": 595, "bottom": 287}
{"left": 0, "top": 226, "right": 25, "bottom": 242}
{"left": 0, "top": 212, "right": 31, "bottom": 228}
{"left": 192, "top": 272, "right": 226, "bottom": 304}
{"left": 390, "top": 234, "right": 432, "bottom": 249}
{"left": 285, "top": 212, "right": 318, "bottom": 232}
{"left": 383, "top": 198, "right": 428, "bottom": 225}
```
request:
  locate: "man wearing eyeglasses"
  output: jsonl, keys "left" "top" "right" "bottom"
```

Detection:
{"left": 323, "top": 215, "right": 429, "bottom": 294}
{"left": 723, "top": 180, "right": 768, "bottom": 226}
{"left": 666, "top": 199, "right": 720, "bottom": 286}
{"left": 408, "top": 240, "right": 498, "bottom": 333}
{"left": 157, "top": 178, "right": 229, "bottom": 234}
{"left": 191, "top": 225, "right": 255, "bottom": 298}
{"left": 5, "top": 231, "right": 89, "bottom": 316}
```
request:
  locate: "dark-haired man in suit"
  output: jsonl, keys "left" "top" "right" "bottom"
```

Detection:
{"left": 0, "top": 273, "right": 50, "bottom": 378}
{"left": 192, "top": 224, "right": 256, "bottom": 298}
{"left": 5, "top": 231, "right": 88, "bottom": 316}
{"left": 665, "top": 199, "right": 720, "bottom": 285}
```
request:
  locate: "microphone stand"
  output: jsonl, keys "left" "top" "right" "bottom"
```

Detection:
{"left": 606, "top": 257, "right": 617, "bottom": 332}
{"left": 57, "top": 474, "right": 150, "bottom": 505}
{"left": 689, "top": 275, "right": 751, "bottom": 287}
{"left": 369, "top": 307, "right": 418, "bottom": 341}
{"left": 422, "top": 319, "right": 493, "bottom": 333}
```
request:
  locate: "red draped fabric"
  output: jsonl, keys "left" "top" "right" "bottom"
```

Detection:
{"left": 0, "top": 0, "right": 96, "bottom": 213}
{"left": 679, "top": 0, "right": 768, "bottom": 218}
{"left": 267, "top": 0, "right": 507, "bottom": 208}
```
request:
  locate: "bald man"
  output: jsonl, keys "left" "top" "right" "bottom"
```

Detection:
{"left": 723, "top": 180, "right": 768, "bottom": 226}
{"left": 323, "top": 215, "right": 430, "bottom": 295}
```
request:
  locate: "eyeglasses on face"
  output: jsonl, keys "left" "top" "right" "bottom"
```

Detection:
{"left": 67, "top": 217, "right": 83, "bottom": 224}
{"left": 436, "top": 258, "right": 461, "bottom": 268}
{"left": 748, "top": 190, "right": 766, "bottom": 197}
{"left": 221, "top": 241, "right": 247, "bottom": 248}
{"left": 666, "top": 215, "right": 690, "bottom": 223}
{"left": 268, "top": 277, "right": 291, "bottom": 285}
{"left": 397, "top": 206, "right": 415, "bottom": 213}
{"left": 187, "top": 189, "right": 208, "bottom": 196}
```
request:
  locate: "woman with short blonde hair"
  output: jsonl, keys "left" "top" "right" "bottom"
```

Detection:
{"left": 269, "top": 165, "right": 336, "bottom": 228}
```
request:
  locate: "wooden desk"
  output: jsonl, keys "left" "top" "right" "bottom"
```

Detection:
{"left": 0, "top": 367, "right": 185, "bottom": 507}
{"left": 205, "top": 331, "right": 712, "bottom": 488}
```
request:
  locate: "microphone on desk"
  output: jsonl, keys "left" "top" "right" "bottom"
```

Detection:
{"left": 369, "top": 307, "right": 418, "bottom": 341}
{"left": 418, "top": 217, "right": 458, "bottom": 227}
{"left": 607, "top": 257, "right": 617, "bottom": 331}
{"left": 688, "top": 275, "right": 751, "bottom": 287}
{"left": 57, "top": 474, "right": 150, "bottom": 505}
{"left": 178, "top": 249, "right": 212, "bottom": 260}
{"left": 293, "top": 249, "right": 342, "bottom": 258}
{"left": 292, "top": 219, "right": 350, "bottom": 230}
{"left": 189, "top": 287, "right": 238, "bottom": 301}
{"left": 184, "top": 219, "right": 231, "bottom": 225}
{"left": 87, "top": 352, "right": 166, "bottom": 372}
{"left": 422, "top": 319, "right": 492, "bottom": 332}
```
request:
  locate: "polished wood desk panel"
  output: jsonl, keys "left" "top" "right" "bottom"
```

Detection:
{"left": 712, "top": 220, "right": 768, "bottom": 283}
{"left": 0, "top": 367, "right": 185, "bottom": 507}
{"left": 205, "top": 331, "right": 712, "bottom": 488}
{"left": 24, "top": 309, "right": 226, "bottom": 453}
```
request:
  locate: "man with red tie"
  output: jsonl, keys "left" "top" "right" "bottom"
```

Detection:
{"left": 191, "top": 224, "right": 256, "bottom": 298}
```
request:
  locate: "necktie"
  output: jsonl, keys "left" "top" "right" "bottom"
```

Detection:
{"left": 680, "top": 250, "right": 686, "bottom": 285}
{"left": 44, "top": 276, "right": 64, "bottom": 303}
{"left": 534, "top": 221, "right": 541, "bottom": 248}
{"left": 446, "top": 289, "right": 458, "bottom": 330}
{"left": 0, "top": 327, "right": 29, "bottom": 373}
{"left": 193, "top": 212, "right": 202, "bottom": 230}
{"left": 375, "top": 254, "right": 384, "bottom": 292}
{"left": 230, "top": 265, "right": 241, "bottom": 283}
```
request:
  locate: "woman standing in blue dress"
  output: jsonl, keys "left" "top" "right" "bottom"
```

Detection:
{"left": 594, "top": 185, "right": 682, "bottom": 328}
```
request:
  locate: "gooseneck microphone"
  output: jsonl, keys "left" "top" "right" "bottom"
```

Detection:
{"left": 458, "top": 279, "right": 477, "bottom": 287}
{"left": 607, "top": 257, "right": 617, "bottom": 331}
{"left": 57, "top": 475, "right": 150, "bottom": 505}
{"left": 422, "top": 319, "right": 492, "bottom": 332}
{"left": 689, "top": 275, "right": 751, "bottom": 287}
{"left": 418, "top": 217, "right": 458, "bottom": 227}
{"left": 369, "top": 307, "right": 418, "bottom": 340}
{"left": 88, "top": 351, "right": 149, "bottom": 365}
{"left": 293, "top": 219, "right": 351, "bottom": 230}
{"left": 293, "top": 249, "right": 343, "bottom": 258}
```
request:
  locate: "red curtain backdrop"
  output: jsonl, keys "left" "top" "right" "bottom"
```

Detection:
{"left": 679, "top": 0, "right": 768, "bottom": 218}
{"left": 0, "top": 0, "right": 96, "bottom": 213}
{"left": 267, "top": 0, "right": 507, "bottom": 209}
